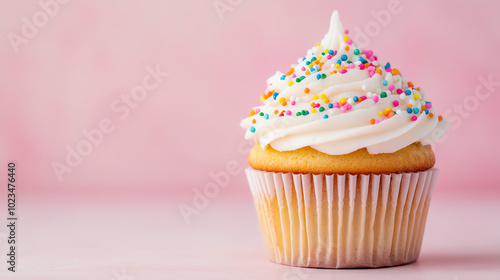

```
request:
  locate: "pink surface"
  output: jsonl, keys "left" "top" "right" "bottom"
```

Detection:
{"left": 0, "top": 0, "right": 499, "bottom": 196}
{"left": 0, "top": 195, "right": 499, "bottom": 279}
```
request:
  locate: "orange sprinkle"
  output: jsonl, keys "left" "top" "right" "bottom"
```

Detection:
{"left": 305, "top": 70, "right": 310, "bottom": 75}
{"left": 304, "top": 88, "right": 310, "bottom": 94}
{"left": 248, "top": 109, "right": 256, "bottom": 117}
{"left": 344, "top": 45, "right": 349, "bottom": 51}
{"left": 375, "top": 69, "right": 383, "bottom": 75}
{"left": 252, "top": 119, "right": 256, "bottom": 124}
{"left": 388, "top": 112, "right": 395, "bottom": 118}
{"left": 408, "top": 81, "right": 414, "bottom": 88}
{"left": 285, "top": 68, "right": 294, "bottom": 75}
{"left": 274, "top": 110, "right": 279, "bottom": 115}
{"left": 391, "top": 69, "right": 400, "bottom": 75}
{"left": 407, "top": 104, "right": 413, "bottom": 108}
{"left": 421, "top": 105, "right": 426, "bottom": 111}
{"left": 416, "top": 87, "right": 420, "bottom": 91}
{"left": 429, "top": 113, "right": 434, "bottom": 118}
{"left": 438, "top": 115, "right": 443, "bottom": 121}
{"left": 370, "top": 118, "right": 376, "bottom": 125}
{"left": 319, "top": 62, "right": 324, "bottom": 67}
{"left": 324, "top": 97, "right": 330, "bottom": 103}
{"left": 311, "top": 102, "right": 316, "bottom": 108}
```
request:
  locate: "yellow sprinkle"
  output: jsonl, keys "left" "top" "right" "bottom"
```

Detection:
{"left": 305, "top": 70, "right": 310, "bottom": 75}
{"left": 324, "top": 48, "right": 329, "bottom": 53}
{"left": 311, "top": 108, "right": 317, "bottom": 113}
{"left": 335, "top": 64, "right": 340, "bottom": 69}
{"left": 308, "top": 64, "right": 313, "bottom": 69}
{"left": 343, "top": 35, "right": 349, "bottom": 42}
{"left": 317, "top": 56, "right": 322, "bottom": 61}
{"left": 288, "top": 81, "right": 293, "bottom": 86}
{"left": 312, "top": 95, "right": 319, "bottom": 100}
{"left": 378, "top": 111, "right": 383, "bottom": 116}
{"left": 340, "top": 98, "right": 347, "bottom": 105}
{"left": 414, "top": 93, "right": 420, "bottom": 100}
{"left": 324, "top": 98, "right": 330, "bottom": 103}
{"left": 320, "top": 94, "right": 327, "bottom": 99}
{"left": 407, "top": 104, "right": 413, "bottom": 108}
{"left": 385, "top": 107, "right": 392, "bottom": 112}
{"left": 315, "top": 42, "right": 321, "bottom": 47}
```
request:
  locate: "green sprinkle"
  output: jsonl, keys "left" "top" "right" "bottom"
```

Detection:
{"left": 321, "top": 74, "right": 327, "bottom": 79}
{"left": 321, "top": 52, "right": 325, "bottom": 55}
{"left": 319, "top": 107, "right": 325, "bottom": 112}
{"left": 381, "top": 92, "right": 387, "bottom": 98}
{"left": 296, "top": 112, "right": 301, "bottom": 116}
{"left": 353, "top": 49, "right": 360, "bottom": 55}
{"left": 259, "top": 112, "right": 264, "bottom": 116}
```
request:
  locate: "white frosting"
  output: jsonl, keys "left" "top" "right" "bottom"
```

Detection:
{"left": 241, "top": 11, "right": 448, "bottom": 155}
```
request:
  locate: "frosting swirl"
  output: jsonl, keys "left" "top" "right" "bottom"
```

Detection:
{"left": 241, "top": 11, "right": 448, "bottom": 155}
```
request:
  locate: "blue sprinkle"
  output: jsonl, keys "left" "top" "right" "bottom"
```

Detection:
{"left": 328, "top": 50, "right": 334, "bottom": 55}
{"left": 314, "top": 65, "right": 320, "bottom": 71}
{"left": 382, "top": 80, "right": 388, "bottom": 86}
{"left": 323, "top": 115, "right": 329, "bottom": 119}
{"left": 316, "top": 74, "right": 321, "bottom": 80}
{"left": 424, "top": 109, "right": 429, "bottom": 115}
{"left": 264, "top": 113, "right": 269, "bottom": 119}
{"left": 406, "top": 108, "right": 413, "bottom": 114}
{"left": 353, "top": 96, "right": 359, "bottom": 102}
{"left": 273, "top": 92, "right": 279, "bottom": 100}
{"left": 341, "top": 54, "right": 348, "bottom": 61}
{"left": 306, "top": 61, "right": 311, "bottom": 65}
{"left": 302, "top": 57, "right": 306, "bottom": 61}
{"left": 305, "top": 110, "right": 309, "bottom": 115}
{"left": 328, "top": 103, "right": 333, "bottom": 108}
{"left": 384, "top": 63, "right": 391, "bottom": 69}
{"left": 413, "top": 108, "right": 420, "bottom": 114}
{"left": 249, "top": 126, "right": 256, "bottom": 133}
{"left": 280, "top": 75, "right": 286, "bottom": 80}
{"left": 405, "top": 89, "right": 412, "bottom": 95}
{"left": 359, "top": 57, "right": 366, "bottom": 63}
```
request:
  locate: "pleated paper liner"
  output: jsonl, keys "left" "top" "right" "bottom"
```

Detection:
{"left": 245, "top": 167, "right": 439, "bottom": 268}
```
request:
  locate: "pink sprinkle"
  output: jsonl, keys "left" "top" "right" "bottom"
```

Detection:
{"left": 301, "top": 66, "right": 306, "bottom": 71}
{"left": 426, "top": 103, "right": 432, "bottom": 109}
{"left": 386, "top": 68, "right": 392, "bottom": 72}
{"left": 340, "top": 105, "right": 347, "bottom": 113}
{"left": 344, "top": 29, "right": 349, "bottom": 35}
{"left": 359, "top": 64, "right": 365, "bottom": 70}
{"left": 373, "top": 55, "right": 378, "bottom": 61}
{"left": 340, "top": 69, "right": 347, "bottom": 74}
{"left": 327, "top": 55, "right": 332, "bottom": 59}
{"left": 333, "top": 50, "right": 337, "bottom": 56}
{"left": 348, "top": 63, "right": 354, "bottom": 69}
{"left": 291, "top": 101, "right": 296, "bottom": 105}
{"left": 316, "top": 103, "right": 320, "bottom": 108}
{"left": 365, "top": 50, "right": 373, "bottom": 58}
{"left": 397, "top": 89, "right": 403, "bottom": 94}
{"left": 333, "top": 102, "right": 340, "bottom": 108}
{"left": 375, "top": 120, "right": 380, "bottom": 124}
{"left": 389, "top": 85, "right": 395, "bottom": 91}
{"left": 411, "top": 116, "right": 418, "bottom": 121}
{"left": 286, "top": 110, "right": 292, "bottom": 116}
{"left": 367, "top": 66, "right": 375, "bottom": 72}
{"left": 255, "top": 108, "right": 260, "bottom": 113}
{"left": 369, "top": 71, "right": 375, "bottom": 77}
{"left": 347, "top": 39, "right": 352, "bottom": 45}
{"left": 393, "top": 100, "right": 399, "bottom": 107}
{"left": 291, "top": 73, "right": 296, "bottom": 78}
{"left": 361, "top": 96, "right": 367, "bottom": 101}
{"left": 372, "top": 95, "right": 379, "bottom": 103}
{"left": 346, "top": 104, "right": 352, "bottom": 110}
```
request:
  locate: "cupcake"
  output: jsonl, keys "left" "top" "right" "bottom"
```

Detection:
{"left": 241, "top": 11, "right": 449, "bottom": 268}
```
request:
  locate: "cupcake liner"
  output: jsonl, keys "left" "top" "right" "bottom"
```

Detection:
{"left": 245, "top": 167, "right": 439, "bottom": 268}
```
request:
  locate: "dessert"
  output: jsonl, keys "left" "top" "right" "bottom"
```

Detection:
{"left": 241, "top": 11, "right": 448, "bottom": 268}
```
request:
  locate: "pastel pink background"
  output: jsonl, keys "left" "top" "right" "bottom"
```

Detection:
{"left": 1, "top": 0, "right": 499, "bottom": 197}
{"left": 1, "top": 1, "right": 500, "bottom": 279}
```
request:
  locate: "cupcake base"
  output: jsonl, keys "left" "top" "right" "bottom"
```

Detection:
{"left": 246, "top": 168, "right": 439, "bottom": 268}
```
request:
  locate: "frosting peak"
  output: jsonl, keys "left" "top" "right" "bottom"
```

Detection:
{"left": 241, "top": 11, "right": 448, "bottom": 155}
